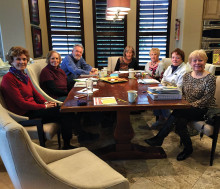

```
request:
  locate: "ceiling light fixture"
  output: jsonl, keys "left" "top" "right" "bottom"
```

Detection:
{"left": 106, "top": 0, "right": 130, "bottom": 21}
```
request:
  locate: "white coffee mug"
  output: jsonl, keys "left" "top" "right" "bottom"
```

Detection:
{"left": 99, "top": 70, "right": 104, "bottom": 78}
{"left": 127, "top": 90, "right": 138, "bottom": 103}
{"left": 103, "top": 67, "right": 108, "bottom": 76}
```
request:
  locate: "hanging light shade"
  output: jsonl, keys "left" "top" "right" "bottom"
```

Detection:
{"left": 107, "top": 0, "right": 130, "bottom": 12}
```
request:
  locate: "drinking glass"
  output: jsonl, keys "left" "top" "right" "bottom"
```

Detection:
{"left": 86, "top": 79, "right": 93, "bottom": 93}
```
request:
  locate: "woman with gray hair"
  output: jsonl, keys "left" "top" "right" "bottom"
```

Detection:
{"left": 114, "top": 46, "right": 139, "bottom": 71}
{"left": 145, "top": 49, "right": 216, "bottom": 161}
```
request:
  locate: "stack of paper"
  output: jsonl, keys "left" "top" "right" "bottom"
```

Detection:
{"left": 148, "top": 86, "right": 182, "bottom": 100}
{"left": 148, "top": 86, "right": 180, "bottom": 94}
{"left": 137, "top": 79, "right": 160, "bottom": 84}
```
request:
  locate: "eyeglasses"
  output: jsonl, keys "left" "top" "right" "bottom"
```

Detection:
{"left": 192, "top": 59, "right": 204, "bottom": 63}
{"left": 15, "top": 57, "right": 28, "bottom": 61}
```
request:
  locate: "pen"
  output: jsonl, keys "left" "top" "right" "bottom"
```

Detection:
{"left": 117, "top": 98, "right": 127, "bottom": 102}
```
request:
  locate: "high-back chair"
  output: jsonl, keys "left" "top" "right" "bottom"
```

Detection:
{"left": 188, "top": 76, "right": 220, "bottom": 166}
{"left": 26, "top": 59, "right": 62, "bottom": 105}
{"left": 0, "top": 104, "right": 129, "bottom": 189}
{"left": 205, "top": 64, "right": 216, "bottom": 75}
{"left": 161, "top": 58, "right": 172, "bottom": 70}
{"left": 186, "top": 62, "right": 216, "bottom": 75}
{"left": 0, "top": 76, "right": 61, "bottom": 148}
{"left": 108, "top": 56, "right": 119, "bottom": 71}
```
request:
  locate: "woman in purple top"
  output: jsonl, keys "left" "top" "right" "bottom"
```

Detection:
{"left": 40, "top": 51, "right": 75, "bottom": 102}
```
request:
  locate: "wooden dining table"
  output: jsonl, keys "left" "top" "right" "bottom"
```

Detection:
{"left": 60, "top": 76, "right": 190, "bottom": 160}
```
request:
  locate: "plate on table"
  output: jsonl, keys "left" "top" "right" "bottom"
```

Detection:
{"left": 100, "top": 77, "right": 128, "bottom": 83}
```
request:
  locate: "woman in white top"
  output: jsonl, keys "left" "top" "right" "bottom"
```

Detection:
{"left": 152, "top": 48, "right": 189, "bottom": 128}
{"left": 144, "top": 48, "right": 165, "bottom": 80}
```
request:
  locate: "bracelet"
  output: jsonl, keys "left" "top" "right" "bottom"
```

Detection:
{"left": 45, "top": 104, "right": 47, "bottom": 109}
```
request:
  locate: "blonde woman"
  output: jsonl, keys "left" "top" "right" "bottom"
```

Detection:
{"left": 144, "top": 48, "right": 165, "bottom": 80}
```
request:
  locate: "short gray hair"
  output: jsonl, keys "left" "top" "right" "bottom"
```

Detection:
{"left": 73, "top": 44, "right": 84, "bottom": 51}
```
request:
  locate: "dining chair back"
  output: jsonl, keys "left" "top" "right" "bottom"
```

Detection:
{"left": 108, "top": 56, "right": 119, "bottom": 71}
{"left": 186, "top": 62, "right": 216, "bottom": 75}
{"left": 0, "top": 76, "right": 61, "bottom": 148}
{"left": 0, "top": 105, "right": 129, "bottom": 189}
{"left": 205, "top": 64, "right": 216, "bottom": 75}
{"left": 26, "top": 59, "right": 62, "bottom": 105}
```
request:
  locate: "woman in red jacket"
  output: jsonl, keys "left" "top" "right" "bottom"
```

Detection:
{"left": 1, "top": 46, "right": 96, "bottom": 149}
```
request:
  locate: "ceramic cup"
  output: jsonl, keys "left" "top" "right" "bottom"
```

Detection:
{"left": 99, "top": 70, "right": 105, "bottom": 78}
{"left": 103, "top": 67, "right": 108, "bottom": 76}
{"left": 129, "top": 68, "right": 135, "bottom": 78}
{"left": 127, "top": 90, "right": 138, "bottom": 103}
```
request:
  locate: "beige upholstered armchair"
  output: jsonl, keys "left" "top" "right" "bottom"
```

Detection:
{"left": 0, "top": 76, "right": 60, "bottom": 148}
{"left": 26, "top": 59, "right": 63, "bottom": 105}
{"left": 0, "top": 103, "right": 129, "bottom": 189}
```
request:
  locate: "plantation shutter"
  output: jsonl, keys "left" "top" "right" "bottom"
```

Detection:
{"left": 93, "top": 0, "right": 127, "bottom": 68}
{"left": 137, "top": 0, "right": 171, "bottom": 66}
{"left": 45, "top": 0, "right": 84, "bottom": 59}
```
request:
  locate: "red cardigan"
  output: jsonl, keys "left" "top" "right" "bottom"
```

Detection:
{"left": 1, "top": 72, "right": 46, "bottom": 115}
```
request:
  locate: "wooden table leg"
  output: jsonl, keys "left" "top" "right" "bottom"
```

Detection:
{"left": 94, "top": 111, "right": 167, "bottom": 160}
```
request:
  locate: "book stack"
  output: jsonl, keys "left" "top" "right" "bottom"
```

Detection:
{"left": 147, "top": 86, "right": 182, "bottom": 100}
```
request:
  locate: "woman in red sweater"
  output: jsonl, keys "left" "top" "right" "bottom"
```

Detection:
{"left": 1, "top": 46, "right": 91, "bottom": 149}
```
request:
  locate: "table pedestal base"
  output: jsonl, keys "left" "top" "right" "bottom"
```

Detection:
{"left": 93, "top": 110, "right": 167, "bottom": 160}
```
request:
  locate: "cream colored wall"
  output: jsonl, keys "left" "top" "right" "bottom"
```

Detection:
{"left": 38, "top": 0, "right": 49, "bottom": 57}
{"left": 83, "top": 0, "right": 95, "bottom": 67}
{"left": 127, "top": 0, "right": 137, "bottom": 51}
{"left": 181, "top": 0, "right": 204, "bottom": 60}
{"left": 0, "top": 0, "right": 26, "bottom": 59}
{"left": 169, "top": 0, "right": 178, "bottom": 55}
